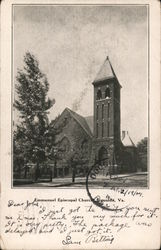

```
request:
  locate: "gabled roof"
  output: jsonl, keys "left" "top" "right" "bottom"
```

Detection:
{"left": 93, "top": 56, "right": 116, "bottom": 83}
{"left": 122, "top": 131, "right": 135, "bottom": 147}
{"left": 67, "top": 108, "right": 93, "bottom": 138}
{"left": 53, "top": 108, "right": 93, "bottom": 138}
{"left": 85, "top": 116, "right": 93, "bottom": 133}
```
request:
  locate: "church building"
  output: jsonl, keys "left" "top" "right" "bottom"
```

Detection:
{"left": 52, "top": 56, "right": 136, "bottom": 178}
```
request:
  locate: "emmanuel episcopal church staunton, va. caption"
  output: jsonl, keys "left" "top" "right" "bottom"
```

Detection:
{"left": 51, "top": 56, "right": 137, "bottom": 178}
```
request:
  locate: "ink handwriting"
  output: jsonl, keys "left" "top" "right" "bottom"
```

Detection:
{"left": 4, "top": 197, "right": 159, "bottom": 246}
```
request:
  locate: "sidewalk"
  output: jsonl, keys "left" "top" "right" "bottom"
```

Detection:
{"left": 96, "top": 171, "right": 147, "bottom": 180}
{"left": 13, "top": 172, "right": 147, "bottom": 188}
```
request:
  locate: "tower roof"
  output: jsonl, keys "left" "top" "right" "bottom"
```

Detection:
{"left": 93, "top": 56, "right": 116, "bottom": 83}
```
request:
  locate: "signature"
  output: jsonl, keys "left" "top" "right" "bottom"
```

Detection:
{"left": 62, "top": 235, "right": 81, "bottom": 245}
{"left": 85, "top": 233, "right": 114, "bottom": 244}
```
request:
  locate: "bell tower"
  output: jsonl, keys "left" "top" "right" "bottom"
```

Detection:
{"left": 92, "top": 56, "right": 122, "bottom": 169}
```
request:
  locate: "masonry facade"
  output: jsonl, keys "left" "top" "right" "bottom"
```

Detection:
{"left": 91, "top": 57, "right": 122, "bottom": 174}
{"left": 53, "top": 56, "right": 137, "bottom": 177}
{"left": 53, "top": 108, "right": 92, "bottom": 178}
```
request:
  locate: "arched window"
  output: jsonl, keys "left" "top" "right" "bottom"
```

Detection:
{"left": 98, "top": 146, "right": 108, "bottom": 165}
{"left": 81, "top": 139, "right": 88, "bottom": 155}
{"left": 105, "top": 87, "right": 110, "bottom": 98}
{"left": 97, "top": 89, "right": 102, "bottom": 100}
{"left": 60, "top": 137, "right": 71, "bottom": 154}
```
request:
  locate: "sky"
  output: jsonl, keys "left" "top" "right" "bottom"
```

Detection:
{"left": 13, "top": 5, "right": 148, "bottom": 144}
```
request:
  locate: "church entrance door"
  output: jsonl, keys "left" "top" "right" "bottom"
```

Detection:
{"left": 98, "top": 147, "right": 109, "bottom": 176}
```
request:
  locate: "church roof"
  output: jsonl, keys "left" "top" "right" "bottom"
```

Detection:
{"left": 122, "top": 131, "right": 135, "bottom": 147}
{"left": 66, "top": 108, "right": 93, "bottom": 138}
{"left": 85, "top": 116, "right": 93, "bottom": 134}
{"left": 93, "top": 56, "right": 116, "bottom": 83}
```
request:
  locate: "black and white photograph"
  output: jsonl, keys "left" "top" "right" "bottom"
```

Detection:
{"left": 1, "top": 1, "right": 160, "bottom": 249}
{"left": 12, "top": 4, "right": 149, "bottom": 188}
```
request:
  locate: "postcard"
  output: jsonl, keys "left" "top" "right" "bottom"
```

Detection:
{"left": 0, "top": 0, "right": 160, "bottom": 249}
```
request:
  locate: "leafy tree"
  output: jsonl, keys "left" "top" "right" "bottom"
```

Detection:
{"left": 14, "top": 52, "right": 55, "bottom": 179}
{"left": 137, "top": 137, "right": 148, "bottom": 171}
{"left": 137, "top": 137, "right": 148, "bottom": 155}
{"left": 65, "top": 149, "right": 79, "bottom": 183}
{"left": 65, "top": 146, "right": 89, "bottom": 182}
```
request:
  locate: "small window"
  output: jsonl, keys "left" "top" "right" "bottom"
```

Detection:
{"left": 96, "top": 122, "right": 99, "bottom": 138}
{"left": 105, "top": 87, "right": 110, "bottom": 98}
{"left": 97, "top": 89, "right": 102, "bottom": 100}
{"left": 102, "top": 104, "right": 104, "bottom": 119}
{"left": 102, "top": 122, "right": 104, "bottom": 137}
{"left": 107, "top": 103, "right": 110, "bottom": 118}
{"left": 107, "top": 121, "right": 110, "bottom": 137}
{"left": 96, "top": 105, "right": 99, "bottom": 120}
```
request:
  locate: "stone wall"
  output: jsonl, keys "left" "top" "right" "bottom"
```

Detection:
{"left": 53, "top": 109, "right": 92, "bottom": 178}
